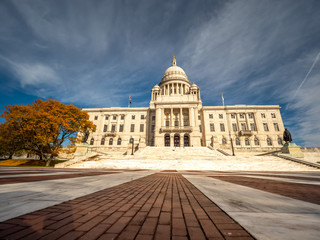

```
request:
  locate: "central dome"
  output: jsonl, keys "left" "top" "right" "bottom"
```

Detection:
{"left": 160, "top": 56, "right": 190, "bottom": 85}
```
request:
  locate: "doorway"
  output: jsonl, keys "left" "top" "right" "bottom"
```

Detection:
{"left": 165, "top": 135, "right": 170, "bottom": 147}
{"left": 184, "top": 135, "right": 189, "bottom": 147}
{"left": 174, "top": 135, "right": 180, "bottom": 147}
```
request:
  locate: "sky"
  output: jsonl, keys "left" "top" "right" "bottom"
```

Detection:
{"left": 0, "top": 0, "right": 320, "bottom": 146}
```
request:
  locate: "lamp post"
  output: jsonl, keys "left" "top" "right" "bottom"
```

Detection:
{"left": 130, "top": 137, "right": 134, "bottom": 155}
{"left": 230, "top": 135, "right": 235, "bottom": 156}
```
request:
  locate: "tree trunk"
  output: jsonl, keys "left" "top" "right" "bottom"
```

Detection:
{"left": 45, "top": 159, "right": 52, "bottom": 167}
{"left": 39, "top": 155, "right": 43, "bottom": 160}
{"left": 8, "top": 154, "right": 13, "bottom": 159}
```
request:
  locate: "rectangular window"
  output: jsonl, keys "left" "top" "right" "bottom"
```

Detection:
{"left": 175, "top": 121, "right": 179, "bottom": 127}
{"left": 113, "top": 115, "right": 116, "bottom": 120}
{"left": 166, "top": 121, "right": 170, "bottom": 127}
{"left": 141, "top": 115, "right": 144, "bottom": 119}
{"left": 140, "top": 124, "right": 144, "bottom": 132}
{"left": 248, "top": 113, "right": 254, "bottom": 119}
{"left": 232, "top": 123, "right": 237, "bottom": 131}
{"left": 198, "top": 115, "right": 201, "bottom": 120}
{"left": 121, "top": 115, "right": 124, "bottom": 120}
{"left": 210, "top": 123, "right": 215, "bottom": 132}
{"left": 219, "top": 114, "right": 223, "bottom": 119}
{"left": 241, "top": 123, "right": 247, "bottom": 131}
{"left": 199, "top": 125, "right": 202, "bottom": 132}
{"left": 119, "top": 124, "right": 124, "bottom": 132}
{"left": 263, "top": 123, "right": 269, "bottom": 131}
{"left": 274, "top": 123, "right": 279, "bottom": 131}
{"left": 184, "top": 121, "right": 189, "bottom": 126}
{"left": 250, "top": 123, "right": 256, "bottom": 131}
{"left": 271, "top": 113, "right": 276, "bottom": 118}
{"left": 130, "top": 124, "right": 135, "bottom": 132}
{"left": 152, "top": 116, "right": 155, "bottom": 121}
{"left": 94, "top": 116, "right": 98, "bottom": 120}
{"left": 105, "top": 115, "right": 109, "bottom": 120}
{"left": 239, "top": 113, "right": 245, "bottom": 119}
{"left": 209, "top": 114, "right": 213, "bottom": 119}
{"left": 111, "top": 124, "right": 116, "bottom": 132}
{"left": 132, "top": 115, "right": 135, "bottom": 120}
{"left": 220, "top": 123, "right": 225, "bottom": 132}
{"left": 151, "top": 125, "right": 155, "bottom": 133}
{"left": 231, "top": 114, "right": 236, "bottom": 119}
{"left": 261, "top": 113, "right": 266, "bottom": 118}
{"left": 103, "top": 125, "right": 108, "bottom": 132}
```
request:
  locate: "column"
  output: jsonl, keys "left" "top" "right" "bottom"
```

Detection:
{"left": 171, "top": 108, "right": 174, "bottom": 127}
{"left": 180, "top": 108, "right": 183, "bottom": 127}
{"left": 190, "top": 107, "right": 195, "bottom": 127}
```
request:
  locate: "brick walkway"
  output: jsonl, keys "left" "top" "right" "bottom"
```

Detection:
{"left": 0, "top": 173, "right": 254, "bottom": 240}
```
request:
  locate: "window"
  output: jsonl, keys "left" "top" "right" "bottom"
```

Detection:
{"left": 210, "top": 123, "right": 215, "bottom": 132}
{"left": 151, "top": 138, "right": 154, "bottom": 146}
{"left": 199, "top": 125, "right": 202, "bottom": 132}
{"left": 121, "top": 115, "right": 125, "bottom": 120}
{"left": 250, "top": 123, "right": 256, "bottom": 131}
{"left": 271, "top": 113, "right": 276, "bottom": 118}
{"left": 109, "top": 138, "right": 113, "bottom": 145}
{"left": 232, "top": 123, "right": 237, "bottom": 131}
{"left": 274, "top": 123, "right": 279, "bottom": 131}
{"left": 245, "top": 138, "right": 250, "bottom": 146}
{"left": 103, "top": 125, "right": 108, "bottom": 132}
{"left": 263, "top": 123, "right": 269, "bottom": 131}
{"left": 166, "top": 121, "right": 170, "bottom": 127}
{"left": 141, "top": 115, "right": 144, "bottom": 119}
{"left": 151, "top": 125, "right": 155, "bottom": 133}
{"left": 140, "top": 124, "right": 144, "bottom": 132}
{"left": 248, "top": 113, "right": 254, "bottom": 119}
{"left": 261, "top": 113, "right": 266, "bottom": 118}
{"left": 267, "top": 137, "right": 272, "bottom": 146}
{"left": 132, "top": 115, "right": 135, "bottom": 120}
{"left": 278, "top": 137, "right": 283, "bottom": 145}
{"left": 254, "top": 138, "right": 260, "bottom": 145}
{"left": 117, "top": 138, "right": 122, "bottom": 145}
{"left": 152, "top": 116, "right": 155, "bottom": 121}
{"left": 241, "top": 123, "right": 247, "bottom": 131}
{"left": 222, "top": 138, "right": 227, "bottom": 144}
{"left": 90, "top": 138, "right": 94, "bottom": 145}
{"left": 198, "top": 115, "right": 201, "bottom": 120}
{"left": 219, "top": 114, "right": 223, "bottom": 119}
{"left": 111, "top": 124, "right": 116, "bottom": 132}
{"left": 105, "top": 115, "right": 109, "bottom": 120}
{"left": 119, "top": 124, "right": 124, "bottom": 132}
{"left": 101, "top": 138, "right": 105, "bottom": 145}
{"left": 231, "top": 114, "right": 236, "bottom": 119}
{"left": 236, "top": 138, "right": 240, "bottom": 145}
{"left": 113, "top": 115, "right": 116, "bottom": 120}
{"left": 239, "top": 113, "right": 245, "bottom": 119}
{"left": 130, "top": 124, "right": 135, "bottom": 132}
{"left": 200, "top": 139, "right": 203, "bottom": 146}
{"left": 220, "top": 123, "right": 225, "bottom": 132}
{"left": 209, "top": 114, "right": 213, "bottom": 119}
{"left": 94, "top": 116, "right": 98, "bottom": 120}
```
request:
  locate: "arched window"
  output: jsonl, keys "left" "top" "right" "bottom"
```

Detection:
{"left": 90, "top": 138, "right": 94, "bottom": 145}
{"left": 222, "top": 138, "right": 227, "bottom": 144}
{"left": 278, "top": 137, "right": 283, "bottom": 145}
{"left": 245, "top": 138, "right": 250, "bottom": 146}
{"left": 109, "top": 138, "right": 113, "bottom": 145}
{"left": 267, "top": 137, "right": 272, "bottom": 146}
{"left": 235, "top": 138, "right": 240, "bottom": 145}
{"left": 254, "top": 138, "right": 260, "bottom": 145}
{"left": 117, "top": 138, "right": 122, "bottom": 145}
{"left": 101, "top": 138, "right": 105, "bottom": 145}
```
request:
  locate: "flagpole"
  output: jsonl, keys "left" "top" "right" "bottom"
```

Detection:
{"left": 221, "top": 92, "right": 224, "bottom": 106}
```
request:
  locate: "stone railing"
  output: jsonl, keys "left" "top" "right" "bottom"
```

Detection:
{"left": 160, "top": 126, "right": 193, "bottom": 133}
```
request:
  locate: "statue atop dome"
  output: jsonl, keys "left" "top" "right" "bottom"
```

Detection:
{"left": 172, "top": 56, "right": 176, "bottom": 66}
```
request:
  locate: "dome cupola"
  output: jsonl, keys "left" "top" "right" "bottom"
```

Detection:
{"left": 160, "top": 56, "right": 190, "bottom": 85}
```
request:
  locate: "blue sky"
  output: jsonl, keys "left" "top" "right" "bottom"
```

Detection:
{"left": 0, "top": 0, "right": 320, "bottom": 146}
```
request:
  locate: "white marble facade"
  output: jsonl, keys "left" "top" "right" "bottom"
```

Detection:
{"left": 83, "top": 57, "right": 285, "bottom": 153}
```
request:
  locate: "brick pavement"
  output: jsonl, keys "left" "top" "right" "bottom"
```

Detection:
{"left": 210, "top": 175, "right": 320, "bottom": 205}
{"left": 0, "top": 173, "right": 254, "bottom": 240}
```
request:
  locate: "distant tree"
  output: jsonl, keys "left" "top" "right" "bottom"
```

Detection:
{"left": 1, "top": 99, "right": 95, "bottom": 165}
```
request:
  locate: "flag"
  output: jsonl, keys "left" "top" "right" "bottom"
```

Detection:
{"left": 221, "top": 92, "right": 224, "bottom": 106}
{"left": 128, "top": 96, "right": 132, "bottom": 107}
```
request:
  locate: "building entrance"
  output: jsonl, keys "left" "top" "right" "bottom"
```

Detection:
{"left": 174, "top": 135, "right": 180, "bottom": 147}
{"left": 165, "top": 136, "right": 170, "bottom": 147}
{"left": 184, "top": 135, "right": 189, "bottom": 147}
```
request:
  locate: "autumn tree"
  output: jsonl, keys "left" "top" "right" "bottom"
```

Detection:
{"left": 0, "top": 99, "right": 95, "bottom": 165}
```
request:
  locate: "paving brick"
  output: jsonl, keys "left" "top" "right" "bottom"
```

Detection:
{"left": 76, "top": 215, "right": 105, "bottom": 231}
{"left": 138, "top": 217, "right": 158, "bottom": 235}
{"left": 98, "top": 233, "right": 118, "bottom": 240}
{"left": 107, "top": 216, "right": 132, "bottom": 234}
{"left": 102, "top": 211, "right": 124, "bottom": 224}
{"left": 78, "top": 223, "right": 111, "bottom": 240}
{"left": 184, "top": 213, "right": 200, "bottom": 227}
{"left": 154, "top": 224, "right": 170, "bottom": 240}
{"left": 199, "top": 219, "right": 224, "bottom": 239}
{"left": 159, "top": 212, "right": 171, "bottom": 225}
{"left": 117, "top": 224, "right": 141, "bottom": 240}
{"left": 135, "top": 234, "right": 153, "bottom": 240}
{"left": 148, "top": 207, "right": 161, "bottom": 218}
{"left": 187, "top": 226, "right": 206, "bottom": 240}
{"left": 172, "top": 218, "right": 187, "bottom": 237}
{"left": 58, "top": 230, "right": 85, "bottom": 240}
{"left": 130, "top": 211, "right": 148, "bottom": 225}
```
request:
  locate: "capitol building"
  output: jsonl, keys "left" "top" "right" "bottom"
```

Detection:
{"left": 82, "top": 57, "right": 285, "bottom": 154}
